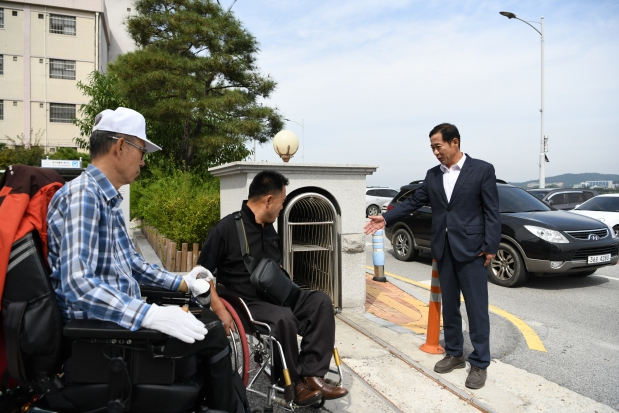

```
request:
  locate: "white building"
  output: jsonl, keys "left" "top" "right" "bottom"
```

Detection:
{"left": 578, "top": 180, "right": 615, "bottom": 189}
{"left": 0, "top": 0, "right": 136, "bottom": 150}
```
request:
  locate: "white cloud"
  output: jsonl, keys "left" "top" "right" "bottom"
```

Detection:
{"left": 232, "top": 0, "right": 619, "bottom": 187}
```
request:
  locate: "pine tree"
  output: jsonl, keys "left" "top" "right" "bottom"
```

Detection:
{"left": 109, "top": 0, "right": 283, "bottom": 170}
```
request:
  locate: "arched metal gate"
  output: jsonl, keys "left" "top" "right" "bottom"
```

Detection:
{"left": 281, "top": 192, "right": 341, "bottom": 310}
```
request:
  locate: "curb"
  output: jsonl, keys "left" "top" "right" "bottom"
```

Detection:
{"left": 336, "top": 313, "right": 498, "bottom": 413}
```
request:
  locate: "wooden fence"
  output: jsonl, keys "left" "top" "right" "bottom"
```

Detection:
{"left": 141, "top": 225, "right": 200, "bottom": 272}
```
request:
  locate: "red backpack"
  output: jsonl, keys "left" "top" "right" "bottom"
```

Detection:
{"left": 0, "top": 165, "right": 64, "bottom": 390}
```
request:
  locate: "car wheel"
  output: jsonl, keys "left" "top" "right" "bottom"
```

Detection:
{"left": 487, "top": 242, "right": 528, "bottom": 287}
{"left": 366, "top": 204, "right": 381, "bottom": 217}
{"left": 570, "top": 270, "right": 596, "bottom": 277}
{"left": 392, "top": 228, "right": 419, "bottom": 261}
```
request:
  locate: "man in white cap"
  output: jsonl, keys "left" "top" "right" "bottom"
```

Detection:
{"left": 47, "top": 107, "right": 244, "bottom": 412}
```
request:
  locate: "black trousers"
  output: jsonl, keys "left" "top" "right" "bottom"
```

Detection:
{"left": 165, "top": 308, "right": 239, "bottom": 413}
{"left": 246, "top": 290, "right": 335, "bottom": 384}
{"left": 436, "top": 236, "right": 491, "bottom": 368}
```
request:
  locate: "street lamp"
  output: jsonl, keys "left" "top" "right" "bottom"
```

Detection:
{"left": 284, "top": 118, "right": 304, "bottom": 162}
{"left": 273, "top": 130, "right": 299, "bottom": 162}
{"left": 500, "top": 11, "right": 547, "bottom": 188}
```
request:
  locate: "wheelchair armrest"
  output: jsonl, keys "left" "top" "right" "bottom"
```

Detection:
{"left": 63, "top": 319, "right": 165, "bottom": 340}
{"left": 140, "top": 284, "right": 187, "bottom": 299}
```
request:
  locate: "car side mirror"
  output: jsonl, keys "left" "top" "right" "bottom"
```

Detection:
{"left": 547, "top": 199, "right": 554, "bottom": 206}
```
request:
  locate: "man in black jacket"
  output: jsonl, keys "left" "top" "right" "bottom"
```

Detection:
{"left": 198, "top": 170, "right": 348, "bottom": 406}
{"left": 365, "top": 123, "right": 501, "bottom": 389}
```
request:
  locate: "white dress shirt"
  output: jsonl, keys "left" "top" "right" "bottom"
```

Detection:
{"left": 382, "top": 153, "right": 467, "bottom": 227}
{"left": 440, "top": 154, "right": 467, "bottom": 203}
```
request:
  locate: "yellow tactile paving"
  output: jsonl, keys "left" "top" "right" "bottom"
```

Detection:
{"left": 365, "top": 274, "right": 441, "bottom": 334}
{"left": 364, "top": 269, "right": 546, "bottom": 352}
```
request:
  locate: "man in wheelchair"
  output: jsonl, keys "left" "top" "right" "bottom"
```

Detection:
{"left": 197, "top": 170, "right": 349, "bottom": 407}
{"left": 46, "top": 108, "right": 243, "bottom": 413}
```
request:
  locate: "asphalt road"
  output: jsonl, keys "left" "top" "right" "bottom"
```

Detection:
{"left": 365, "top": 234, "right": 619, "bottom": 411}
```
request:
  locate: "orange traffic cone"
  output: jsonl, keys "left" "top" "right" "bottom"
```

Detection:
{"left": 420, "top": 259, "right": 445, "bottom": 354}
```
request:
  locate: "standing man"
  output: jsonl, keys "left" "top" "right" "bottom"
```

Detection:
{"left": 47, "top": 107, "right": 242, "bottom": 412}
{"left": 364, "top": 123, "right": 500, "bottom": 389}
{"left": 198, "top": 170, "right": 348, "bottom": 406}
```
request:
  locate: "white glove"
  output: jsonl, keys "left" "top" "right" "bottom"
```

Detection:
{"left": 188, "top": 278, "right": 211, "bottom": 297}
{"left": 182, "top": 265, "right": 213, "bottom": 295}
{"left": 141, "top": 304, "right": 207, "bottom": 343}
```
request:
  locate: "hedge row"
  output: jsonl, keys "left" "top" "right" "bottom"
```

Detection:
{"left": 131, "top": 164, "right": 220, "bottom": 246}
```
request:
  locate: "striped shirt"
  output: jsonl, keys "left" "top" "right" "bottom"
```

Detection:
{"left": 47, "top": 164, "right": 180, "bottom": 330}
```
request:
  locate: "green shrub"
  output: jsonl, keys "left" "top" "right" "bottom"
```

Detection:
{"left": 131, "top": 162, "right": 220, "bottom": 246}
{"left": 48, "top": 147, "right": 91, "bottom": 167}
{"left": 0, "top": 132, "right": 46, "bottom": 170}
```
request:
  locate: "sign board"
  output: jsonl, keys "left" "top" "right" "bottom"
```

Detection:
{"left": 41, "top": 159, "right": 82, "bottom": 169}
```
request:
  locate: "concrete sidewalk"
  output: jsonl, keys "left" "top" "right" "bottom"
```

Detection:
{"left": 323, "top": 276, "right": 617, "bottom": 413}
{"left": 133, "top": 229, "right": 616, "bottom": 413}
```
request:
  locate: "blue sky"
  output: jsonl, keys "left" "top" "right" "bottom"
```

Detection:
{"left": 229, "top": 0, "right": 618, "bottom": 188}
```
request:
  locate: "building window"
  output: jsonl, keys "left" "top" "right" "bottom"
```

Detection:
{"left": 39, "top": 103, "right": 44, "bottom": 108}
{"left": 0, "top": 9, "right": 4, "bottom": 29}
{"left": 0, "top": 55, "right": 3, "bottom": 75}
{"left": 13, "top": 101, "right": 17, "bottom": 106}
{"left": 0, "top": 101, "right": 3, "bottom": 121}
{"left": 50, "top": 103, "right": 76, "bottom": 123}
{"left": 38, "top": 13, "right": 44, "bottom": 19}
{"left": 12, "top": 11, "right": 17, "bottom": 17}
{"left": 50, "top": 14, "right": 76, "bottom": 36}
{"left": 50, "top": 59, "right": 76, "bottom": 80}
{"left": 13, "top": 56, "right": 17, "bottom": 61}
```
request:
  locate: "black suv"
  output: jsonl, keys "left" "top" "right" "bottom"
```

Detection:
{"left": 384, "top": 182, "right": 619, "bottom": 287}
{"left": 526, "top": 188, "right": 598, "bottom": 210}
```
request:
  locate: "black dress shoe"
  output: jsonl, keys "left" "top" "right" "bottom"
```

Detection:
{"left": 293, "top": 381, "right": 322, "bottom": 406}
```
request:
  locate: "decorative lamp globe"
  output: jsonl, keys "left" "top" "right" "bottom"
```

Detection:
{"left": 273, "top": 130, "right": 299, "bottom": 162}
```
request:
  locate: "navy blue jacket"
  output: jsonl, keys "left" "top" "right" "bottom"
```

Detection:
{"left": 383, "top": 155, "right": 501, "bottom": 262}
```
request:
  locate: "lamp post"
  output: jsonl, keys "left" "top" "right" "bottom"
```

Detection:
{"left": 284, "top": 118, "right": 304, "bottom": 162}
{"left": 500, "top": 11, "right": 546, "bottom": 188}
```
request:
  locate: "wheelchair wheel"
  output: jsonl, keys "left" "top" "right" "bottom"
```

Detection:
{"left": 220, "top": 298, "right": 250, "bottom": 386}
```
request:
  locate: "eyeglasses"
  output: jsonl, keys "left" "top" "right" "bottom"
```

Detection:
{"left": 110, "top": 136, "right": 148, "bottom": 159}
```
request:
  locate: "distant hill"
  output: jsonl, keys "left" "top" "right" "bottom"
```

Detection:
{"left": 509, "top": 173, "right": 619, "bottom": 189}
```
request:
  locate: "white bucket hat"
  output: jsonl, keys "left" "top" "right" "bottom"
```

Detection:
{"left": 92, "top": 107, "right": 162, "bottom": 153}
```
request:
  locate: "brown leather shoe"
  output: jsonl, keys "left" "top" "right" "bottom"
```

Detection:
{"left": 294, "top": 381, "right": 322, "bottom": 406}
{"left": 434, "top": 354, "right": 466, "bottom": 374}
{"left": 465, "top": 365, "right": 487, "bottom": 389}
{"left": 304, "top": 376, "right": 349, "bottom": 400}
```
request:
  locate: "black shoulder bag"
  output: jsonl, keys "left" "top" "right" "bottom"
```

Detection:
{"left": 234, "top": 212, "right": 300, "bottom": 307}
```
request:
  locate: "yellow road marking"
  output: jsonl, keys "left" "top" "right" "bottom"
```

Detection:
{"left": 366, "top": 283, "right": 429, "bottom": 334}
{"left": 366, "top": 266, "right": 547, "bottom": 352}
{"left": 488, "top": 305, "right": 547, "bottom": 352}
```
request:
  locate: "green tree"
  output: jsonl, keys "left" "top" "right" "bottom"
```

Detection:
{"left": 109, "top": 0, "right": 283, "bottom": 171}
{"left": 74, "top": 71, "right": 128, "bottom": 150}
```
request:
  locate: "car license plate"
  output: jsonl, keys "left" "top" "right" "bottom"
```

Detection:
{"left": 587, "top": 254, "right": 611, "bottom": 264}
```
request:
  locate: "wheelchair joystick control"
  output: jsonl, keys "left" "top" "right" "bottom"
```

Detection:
{"left": 192, "top": 288, "right": 212, "bottom": 307}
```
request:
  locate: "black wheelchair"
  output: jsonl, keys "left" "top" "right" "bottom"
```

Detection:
{"left": 0, "top": 231, "right": 343, "bottom": 413}
{"left": 1, "top": 231, "right": 232, "bottom": 413}
{"left": 216, "top": 286, "right": 344, "bottom": 412}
